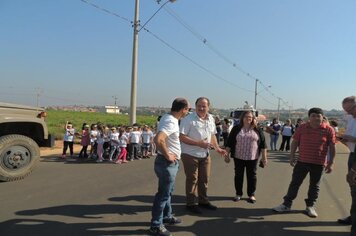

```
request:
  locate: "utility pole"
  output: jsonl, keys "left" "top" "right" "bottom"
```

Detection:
{"left": 130, "top": 0, "right": 140, "bottom": 125}
{"left": 277, "top": 97, "right": 281, "bottom": 121}
{"left": 129, "top": 0, "right": 177, "bottom": 125}
{"left": 112, "top": 96, "right": 118, "bottom": 114}
{"left": 35, "top": 87, "right": 43, "bottom": 107}
{"left": 254, "top": 79, "right": 258, "bottom": 109}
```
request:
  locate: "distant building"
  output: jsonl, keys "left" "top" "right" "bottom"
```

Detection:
{"left": 105, "top": 105, "right": 120, "bottom": 114}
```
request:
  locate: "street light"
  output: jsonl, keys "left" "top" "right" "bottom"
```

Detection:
{"left": 129, "top": 0, "right": 177, "bottom": 125}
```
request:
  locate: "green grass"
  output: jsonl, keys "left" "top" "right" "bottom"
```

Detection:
{"left": 46, "top": 110, "right": 158, "bottom": 140}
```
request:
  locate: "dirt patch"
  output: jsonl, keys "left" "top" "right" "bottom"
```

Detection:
{"left": 40, "top": 140, "right": 82, "bottom": 156}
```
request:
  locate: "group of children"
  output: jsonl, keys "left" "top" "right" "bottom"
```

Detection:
{"left": 62, "top": 122, "right": 156, "bottom": 164}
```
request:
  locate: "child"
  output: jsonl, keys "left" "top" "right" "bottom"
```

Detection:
{"left": 78, "top": 124, "right": 90, "bottom": 158}
{"left": 109, "top": 127, "right": 120, "bottom": 161}
{"left": 89, "top": 124, "right": 98, "bottom": 159}
{"left": 62, "top": 122, "right": 75, "bottom": 158}
{"left": 115, "top": 127, "right": 129, "bottom": 164}
{"left": 103, "top": 126, "right": 111, "bottom": 159}
{"left": 96, "top": 124, "right": 105, "bottom": 162}
{"left": 128, "top": 126, "right": 142, "bottom": 160}
{"left": 141, "top": 125, "right": 154, "bottom": 158}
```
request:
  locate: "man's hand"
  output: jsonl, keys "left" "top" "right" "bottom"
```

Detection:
{"left": 198, "top": 139, "right": 211, "bottom": 149}
{"left": 166, "top": 153, "right": 178, "bottom": 163}
{"left": 216, "top": 147, "right": 227, "bottom": 157}
{"left": 325, "top": 162, "right": 334, "bottom": 173}
{"left": 289, "top": 153, "right": 297, "bottom": 167}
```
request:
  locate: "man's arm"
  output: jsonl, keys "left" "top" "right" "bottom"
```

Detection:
{"left": 210, "top": 134, "right": 227, "bottom": 156}
{"left": 154, "top": 131, "right": 177, "bottom": 162}
{"left": 289, "top": 139, "right": 299, "bottom": 166}
{"left": 325, "top": 143, "right": 336, "bottom": 173}
{"left": 179, "top": 133, "right": 210, "bottom": 149}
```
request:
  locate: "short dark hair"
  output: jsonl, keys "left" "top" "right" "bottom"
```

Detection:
{"left": 329, "top": 120, "right": 338, "bottom": 127}
{"left": 195, "top": 97, "right": 210, "bottom": 106}
{"left": 171, "top": 98, "right": 188, "bottom": 112}
{"left": 308, "top": 107, "right": 323, "bottom": 117}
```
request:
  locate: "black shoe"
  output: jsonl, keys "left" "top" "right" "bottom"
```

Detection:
{"left": 198, "top": 202, "right": 218, "bottom": 210}
{"left": 186, "top": 205, "right": 202, "bottom": 214}
{"left": 149, "top": 225, "right": 171, "bottom": 236}
{"left": 337, "top": 216, "right": 352, "bottom": 225}
{"left": 163, "top": 216, "right": 182, "bottom": 225}
{"left": 247, "top": 196, "right": 256, "bottom": 204}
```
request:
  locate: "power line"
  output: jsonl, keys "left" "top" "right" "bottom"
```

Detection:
{"left": 142, "top": 28, "right": 253, "bottom": 93}
{"left": 163, "top": 5, "right": 291, "bottom": 108}
{"left": 80, "top": 0, "right": 132, "bottom": 24}
{"left": 80, "top": 0, "right": 254, "bottom": 93}
{"left": 80, "top": 0, "right": 290, "bottom": 108}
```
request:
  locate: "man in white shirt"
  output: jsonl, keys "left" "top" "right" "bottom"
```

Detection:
{"left": 338, "top": 96, "right": 356, "bottom": 232}
{"left": 180, "top": 97, "right": 227, "bottom": 214}
{"left": 150, "top": 98, "right": 191, "bottom": 236}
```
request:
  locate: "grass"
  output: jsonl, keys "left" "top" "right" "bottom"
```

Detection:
{"left": 46, "top": 110, "right": 158, "bottom": 140}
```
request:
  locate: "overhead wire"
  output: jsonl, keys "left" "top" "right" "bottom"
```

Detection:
{"left": 164, "top": 4, "right": 290, "bottom": 109}
{"left": 80, "top": 0, "right": 288, "bottom": 109}
{"left": 80, "top": 0, "right": 254, "bottom": 93}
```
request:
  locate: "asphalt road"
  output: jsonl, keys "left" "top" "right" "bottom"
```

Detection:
{"left": 0, "top": 138, "right": 352, "bottom": 236}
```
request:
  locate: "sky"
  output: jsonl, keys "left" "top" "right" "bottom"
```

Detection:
{"left": 1, "top": 0, "right": 355, "bottom": 111}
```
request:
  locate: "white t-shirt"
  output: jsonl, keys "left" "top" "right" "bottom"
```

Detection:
{"left": 119, "top": 134, "right": 128, "bottom": 147}
{"left": 110, "top": 132, "right": 120, "bottom": 146}
{"left": 345, "top": 115, "right": 356, "bottom": 152}
{"left": 142, "top": 130, "right": 153, "bottom": 144}
{"left": 157, "top": 113, "right": 181, "bottom": 159}
{"left": 180, "top": 112, "right": 217, "bottom": 158}
{"left": 90, "top": 130, "right": 98, "bottom": 143}
{"left": 96, "top": 131, "right": 105, "bottom": 144}
{"left": 129, "top": 131, "right": 141, "bottom": 144}
{"left": 64, "top": 128, "right": 75, "bottom": 142}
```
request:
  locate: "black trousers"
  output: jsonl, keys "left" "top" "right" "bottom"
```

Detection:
{"left": 233, "top": 158, "right": 258, "bottom": 197}
{"left": 280, "top": 135, "right": 292, "bottom": 151}
{"left": 62, "top": 141, "right": 74, "bottom": 155}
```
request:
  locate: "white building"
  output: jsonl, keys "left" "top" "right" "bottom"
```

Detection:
{"left": 105, "top": 106, "right": 120, "bottom": 114}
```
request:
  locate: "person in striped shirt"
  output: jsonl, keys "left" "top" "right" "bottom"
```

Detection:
{"left": 273, "top": 107, "right": 336, "bottom": 218}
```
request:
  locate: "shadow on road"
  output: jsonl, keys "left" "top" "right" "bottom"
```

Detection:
{"left": 1, "top": 194, "right": 348, "bottom": 236}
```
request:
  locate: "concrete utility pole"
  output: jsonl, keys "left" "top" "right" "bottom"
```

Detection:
{"left": 113, "top": 96, "right": 118, "bottom": 114}
{"left": 254, "top": 79, "right": 258, "bottom": 109}
{"left": 35, "top": 87, "right": 43, "bottom": 107}
{"left": 129, "top": 0, "right": 140, "bottom": 125}
{"left": 129, "top": 0, "right": 177, "bottom": 125}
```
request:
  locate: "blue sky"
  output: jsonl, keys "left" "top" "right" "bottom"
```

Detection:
{"left": 1, "top": 0, "right": 355, "bottom": 111}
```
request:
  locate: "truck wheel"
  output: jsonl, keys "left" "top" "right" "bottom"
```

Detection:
{"left": 0, "top": 134, "right": 40, "bottom": 181}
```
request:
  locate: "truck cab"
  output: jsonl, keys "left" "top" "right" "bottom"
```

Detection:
{"left": 0, "top": 102, "right": 54, "bottom": 181}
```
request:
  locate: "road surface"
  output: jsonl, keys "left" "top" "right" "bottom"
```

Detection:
{"left": 0, "top": 138, "right": 352, "bottom": 235}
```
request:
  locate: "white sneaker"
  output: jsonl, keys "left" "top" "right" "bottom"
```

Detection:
{"left": 272, "top": 204, "right": 291, "bottom": 212}
{"left": 306, "top": 206, "right": 318, "bottom": 217}
{"left": 233, "top": 195, "right": 241, "bottom": 202}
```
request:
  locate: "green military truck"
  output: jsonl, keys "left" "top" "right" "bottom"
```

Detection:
{"left": 0, "top": 102, "right": 54, "bottom": 181}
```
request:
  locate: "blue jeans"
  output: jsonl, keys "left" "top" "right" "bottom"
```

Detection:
{"left": 283, "top": 162, "right": 324, "bottom": 208}
{"left": 151, "top": 154, "right": 179, "bottom": 227}
{"left": 270, "top": 134, "right": 279, "bottom": 150}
